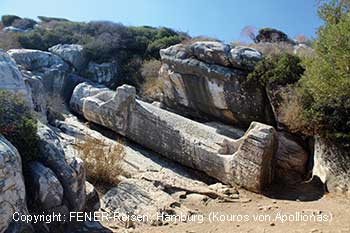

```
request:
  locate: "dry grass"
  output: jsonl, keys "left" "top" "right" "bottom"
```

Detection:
{"left": 231, "top": 41, "right": 314, "bottom": 59}
{"left": 248, "top": 42, "right": 294, "bottom": 57}
{"left": 181, "top": 36, "right": 221, "bottom": 45}
{"left": 140, "top": 59, "right": 164, "bottom": 102}
{"left": 0, "top": 32, "right": 21, "bottom": 50}
{"left": 75, "top": 137, "right": 125, "bottom": 186}
{"left": 280, "top": 91, "right": 311, "bottom": 135}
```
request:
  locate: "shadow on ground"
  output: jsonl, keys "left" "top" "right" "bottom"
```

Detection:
{"left": 263, "top": 176, "right": 325, "bottom": 201}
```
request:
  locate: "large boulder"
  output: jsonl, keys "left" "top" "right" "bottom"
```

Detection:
{"left": 189, "top": 41, "right": 262, "bottom": 70}
{"left": 8, "top": 49, "right": 69, "bottom": 72}
{"left": 275, "top": 132, "right": 308, "bottom": 183}
{"left": 159, "top": 41, "right": 273, "bottom": 127}
{"left": 8, "top": 49, "right": 71, "bottom": 100}
{"left": 0, "top": 50, "right": 32, "bottom": 106}
{"left": 0, "top": 135, "right": 30, "bottom": 233}
{"left": 70, "top": 83, "right": 277, "bottom": 192}
{"left": 23, "top": 75, "right": 48, "bottom": 123}
{"left": 313, "top": 137, "right": 350, "bottom": 194}
{"left": 49, "top": 44, "right": 87, "bottom": 72}
{"left": 27, "top": 161, "right": 64, "bottom": 210}
{"left": 36, "top": 123, "right": 86, "bottom": 211}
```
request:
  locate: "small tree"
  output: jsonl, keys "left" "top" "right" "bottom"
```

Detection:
{"left": 291, "top": 0, "right": 350, "bottom": 147}
{"left": 241, "top": 25, "right": 257, "bottom": 42}
{"left": 248, "top": 53, "right": 305, "bottom": 87}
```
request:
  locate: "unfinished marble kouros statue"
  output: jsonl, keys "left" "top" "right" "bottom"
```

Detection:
{"left": 70, "top": 83, "right": 277, "bottom": 193}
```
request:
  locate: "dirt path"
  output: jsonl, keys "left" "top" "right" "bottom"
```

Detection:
{"left": 103, "top": 178, "right": 350, "bottom": 233}
{"left": 133, "top": 191, "right": 350, "bottom": 233}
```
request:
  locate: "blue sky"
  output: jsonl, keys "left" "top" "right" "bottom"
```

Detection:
{"left": 0, "top": 0, "right": 323, "bottom": 42}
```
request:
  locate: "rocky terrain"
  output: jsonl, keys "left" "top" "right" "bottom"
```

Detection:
{"left": 0, "top": 15, "right": 349, "bottom": 233}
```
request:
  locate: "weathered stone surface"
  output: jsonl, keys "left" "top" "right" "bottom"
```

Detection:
{"left": 275, "top": 132, "right": 308, "bottom": 182}
{"left": 24, "top": 75, "right": 48, "bottom": 122}
{"left": 8, "top": 49, "right": 69, "bottom": 72}
{"left": 8, "top": 49, "right": 76, "bottom": 103}
{"left": 313, "top": 137, "right": 350, "bottom": 194}
{"left": 84, "top": 62, "right": 117, "bottom": 85}
{"left": 84, "top": 182, "right": 99, "bottom": 212}
{"left": 159, "top": 41, "right": 273, "bottom": 127}
{"left": 49, "top": 44, "right": 87, "bottom": 72}
{"left": 2, "top": 26, "right": 26, "bottom": 33}
{"left": 101, "top": 178, "right": 191, "bottom": 226}
{"left": 36, "top": 122, "right": 86, "bottom": 211}
{"left": 0, "top": 135, "right": 29, "bottom": 233}
{"left": 27, "top": 161, "right": 64, "bottom": 210}
{"left": 164, "top": 41, "right": 263, "bottom": 70}
{"left": 229, "top": 46, "right": 263, "bottom": 70}
{"left": 70, "top": 83, "right": 277, "bottom": 192}
{"left": 0, "top": 50, "right": 32, "bottom": 106}
{"left": 69, "top": 82, "right": 109, "bottom": 116}
{"left": 54, "top": 115, "right": 224, "bottom": 198}
{"left": 53, "top": 115, "right": 247, "bottom": 229}
{"left": 190, "top": 41, "right": 232, "bottom": 67}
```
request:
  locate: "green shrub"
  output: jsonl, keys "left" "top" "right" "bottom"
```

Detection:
{"left": 18, "top": 22, "right": 82, "bottom": 50}
{"left": 0, "top": 91, "right": 38, "bottom": 164}
{"left": 1, "top": 15, "right": 21, "bottom": 27}
{"left": 286, "top": 0, "right": 350, "bottom": 148}
{"left": 248, "top": 53, "right": 305, "bottom": 87}
{"left": 83, "top": 21, "right": 131, "bottom": 62}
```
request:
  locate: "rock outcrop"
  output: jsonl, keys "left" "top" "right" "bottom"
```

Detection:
{"left": 275, "top": 132, "right": 308, "bottom": 183}
{"left": 8, "top": 49, "right": 69, "bottom": 72}
{"left": 70, "top": 83, "right": 277, "bottom": 192}
{"left": 8, "top": 49, "right": 73, "bottom": 99}
{"left": 0, "top": 50, "right": 32, "bottom": 106}
{"left": 49, "top": 44, "right": 87, "bottom": 72}
{"left": 36, "top": 123, "right": 86, "bottom": 211}
{"left": 313, "top": 137, "right": 350, "bottom": 194}
{"left": 84, "top": 62, "right": 118, "bottom": 85}
{"left": 159, "top": 41, "right": 274, "bottom": 126}
{"left": 101, "top": 178, "right": 191, "bottom": 226}
{"left": 0, "top": 135, "right": 30, "bottom": 233}
{"left": 27, "top": 161, "right": 64, "bottom": 210}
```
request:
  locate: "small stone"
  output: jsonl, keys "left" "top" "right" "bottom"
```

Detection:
{"left": 240, "top": 198, "right": 252, "bottom": 203}
{"left": 270, "top": 222, "right": 275, "bottom": 226}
